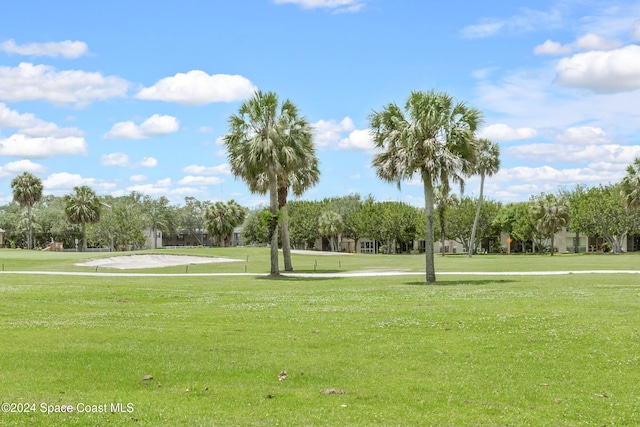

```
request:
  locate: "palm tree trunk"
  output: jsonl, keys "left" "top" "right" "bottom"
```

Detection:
{"left": 468, "top": 173, "right": 485, "bottom": 258}
{"left": 82, "top": 222, "right": 87, "bottom": 252}
{"left": 27, "top": 205, "right": 32, "bottom": 250}
{"left": 439, "top": 208, "right": 446, "bottom": 257}
{"left": 268, "top": 175, "right": 280, "bottom": 276}
{"left": 550, "top": 235, "right": 555, "bottom": 256}
{"left": 422, "top": 173, "right": 436, "bottom": 284}
{"left": 278, "top": 183, "right": 293, "bottom": 272}
{"left": 281, "top": 204, "right": 293, "bottom": 271}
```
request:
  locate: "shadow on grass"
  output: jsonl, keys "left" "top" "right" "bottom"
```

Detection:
{"left": 404, "top": 279, "right": 518, "bottom": 286}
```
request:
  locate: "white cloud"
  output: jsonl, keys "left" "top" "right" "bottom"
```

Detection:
{"left": 461, "top": 8, "right": 562, "bottom": 39}
{"left": 0, "top": 160, "right": 45, "bottom": 178}
{"left": 534, "top": 34, "right": 621, "bottom": 56}
{"left": 178, "top": 176, "right": 224, "bottom": 186}
{"left": 508, "top": 143, "right": 640, "bottom": 165}
{"left": 461, "top": 21, "right": 505, "bottom": 39}
{"left": 534, "top": 40, "right": 572, "bottom": 55}
{"left": 104, "top": 114, "right": 179, "bottom": 139}
{"left": 0, "top": 103, "right": 83, "bottom": 137}
{"left": 0, "top": 134, "right": 87, "bottom": 158}
{"left": 135, "top": 70, "right": 256, "bottom": 105}
{"left": 273, "top": 0, "right": 365, "bottom": 12}
{"left": 198, "top": 126, "right": 214, "bottom": 134}
{"left": 0, "top": 62, "right": 129, "bottom": 107}
{"left": 139, "top": 157, "right": 158, "bottom": 168}
{"left": 313, "top": 117, "right": 355, "bottom": 147}
{"left": 100, "top": 153, "right": 130, "bottom": 167}
{"left": 0, "top": 39, "right": 88, "bottom": 58}
{"left": 555, "top": 45, "right": 640, "bottom": 93}
{"left": 126, "top": 178, "right": 200, "bottom": 197}
{"left": 494, "top": 165, "right": 624, "bottom": 186}
{"left": 478, "top": 123, "right": 537, "bottom": 142}
{"left": 43, "top": 173, "right": 116, "bottom": 192}
{"left": 574, "top": 34, "right": 622, "bottom": 51}
{"left": 338, "top": 128, "right": 374, "bottom": 151}
{"left": 100, "top": 153, "right": 157, "bottom": 168}
{"left": 556, "top": 126, "right": 611, "bottom": 144}
{"left": 129, "top": 175, "right": 147, "bottom": 182}
{"left": 182, "top": 163, "right": 231, "bottom": 175}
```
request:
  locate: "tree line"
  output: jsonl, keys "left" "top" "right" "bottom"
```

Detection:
{"left": 1, "top": 176, "right": 246, "bottom": 252}
{"left": 4, "top": 89, "right": 640, "bottom": 284}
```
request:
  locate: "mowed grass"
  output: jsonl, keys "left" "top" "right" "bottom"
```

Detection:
{"left": 1, "top": 246, "right": 640, "bottom": 274}
{"left": 1, "top": 267, "right": 640, "bottom": 426}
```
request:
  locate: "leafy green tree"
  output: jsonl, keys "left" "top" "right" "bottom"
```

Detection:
{"left": 64, "top": 186, "right": 101, "bottom": 252}
{"left": 620, "top": 158, "right": 640, "bottom": 211}
{"left": 10, "top": 172, "right": 43, "bottom": 249}
{"left": 434, "top": 186, "right": 458, "bottom": 256}
{"left": 324, "top": 194, "right": 362, "bottom": 252}
{"left": 225, "top": 90, "right": 315, "bottom": 276}
{"left": 344, "top": 195, "right": 375, "bottom": 253}
{"left": 528, "top": 193, "right": 569, "bottom": 256}
{"left": 373, "top": 201, "right": 421, "bottom": 254}
{"left": 445, "top": 196, "right": 501, "bottom": 253}
{"left": 370, "top": 90, "right": 482, "bottom": 283}
{"left": 179, "top": 197, "right": 211, "bottom": 245}
{"left": 288, "top": 200, "right": 324, "bottom": 249}
{"left": 241, "top": 207, "right": 270, "bottom": 245}
{"left": 570, "top": 184, "right": 640, "bottom": 253}
{"left": 205, "top": 200, "right": 246, "bottom": 246}
{"left": 141, "top": 195, "right": 178, "bottom": 249}
{"left": 318, "top": 210, "right": 343, "bottom": 252}
{"left": 468, "top": 138, "right": 500, "bottom": 257}
{"left": 35, "top": 195, "right": 79, "bottom": 248}
{"left": 0, "top": 202, "right": 24, "bottom": 248}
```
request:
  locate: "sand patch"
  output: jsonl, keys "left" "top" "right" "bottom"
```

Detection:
{"left": 291, "top": 250, "right": 353, "bottom": 256}
{"left": 76, "top": 254, "right": 242, "bottom": 270}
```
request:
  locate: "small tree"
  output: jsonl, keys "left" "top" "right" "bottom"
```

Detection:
{"left": 10, "top": 172, "right": 43, "bottom": 249}
{"left": 64, "top": 186, "right": 101, "bottom": 252}
{"left": 318, "top": 211, "right": 343, "bottom": 252}
{"left": 528, "top": 193, "right": 569, "bottom": 256}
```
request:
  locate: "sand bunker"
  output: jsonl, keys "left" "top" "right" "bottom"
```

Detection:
{"left": 76, "top": 254, "right": 242, "bottom": 270}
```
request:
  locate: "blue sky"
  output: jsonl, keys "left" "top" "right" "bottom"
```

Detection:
{"left": 1, "top": 0, "right": 640, "bottom": 208}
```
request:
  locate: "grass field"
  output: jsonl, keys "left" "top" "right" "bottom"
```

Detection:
{"left": 1, "top": 249, "right": 639, "bottom": 426}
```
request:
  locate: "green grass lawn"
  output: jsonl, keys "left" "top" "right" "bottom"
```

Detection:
{"left": 1, "top": 246, "right": 640, "bottom": 274}
{"left": 1, "top": 250, "right": 640, "bottom": 425}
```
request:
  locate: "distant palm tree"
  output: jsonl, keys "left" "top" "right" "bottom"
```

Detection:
{"left": 205, "top": 200, "right": 246, "bottom": 246}
{"left": 224, "top": 90, "right": 317, "bottom": 276}
{"left": 318, "top": 211, "right": 343, "bottom": 252}
{"left": 64, "top": 186, "right": 101, "bottom": 252}
{"left": 434, "top": 185, "right": 458, "bottom": 257}
{"left": 528, "top": 193, "right": 569, "bottom": 256}
{"left": 10, "top": 172, "right": 43, "bottom": 249}
{"left": 468, "top": 138, "right": 501, "bottom": 257}
{"left": 370, "top": 90, "right": 482, "bottom": 283}
{"left": 620, "top": 158, "right": 640, "bottom": 211}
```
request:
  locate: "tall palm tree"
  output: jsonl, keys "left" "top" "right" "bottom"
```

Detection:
{"left": 10, "top": 172, "right": 43, "bottom": 249}
{"left": 64, "top": 185, "right": 101, "bottom": 252}
{"left": 620, "top": 158, "right": 640, "bottom": 211}
{"left": 224, "top": 90, "right": 316, "bottom": 276}
{"left": 468, "top": 138, "right": 501, "bottom": 257}
{"left": 434, "top": 185, "right": 458, "bottom": 257}
{"left": 528, "top": 193, "right": 569, "bottom": 256}
{"left": 370, "top": 90, "right": 482, "bottom": 284}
